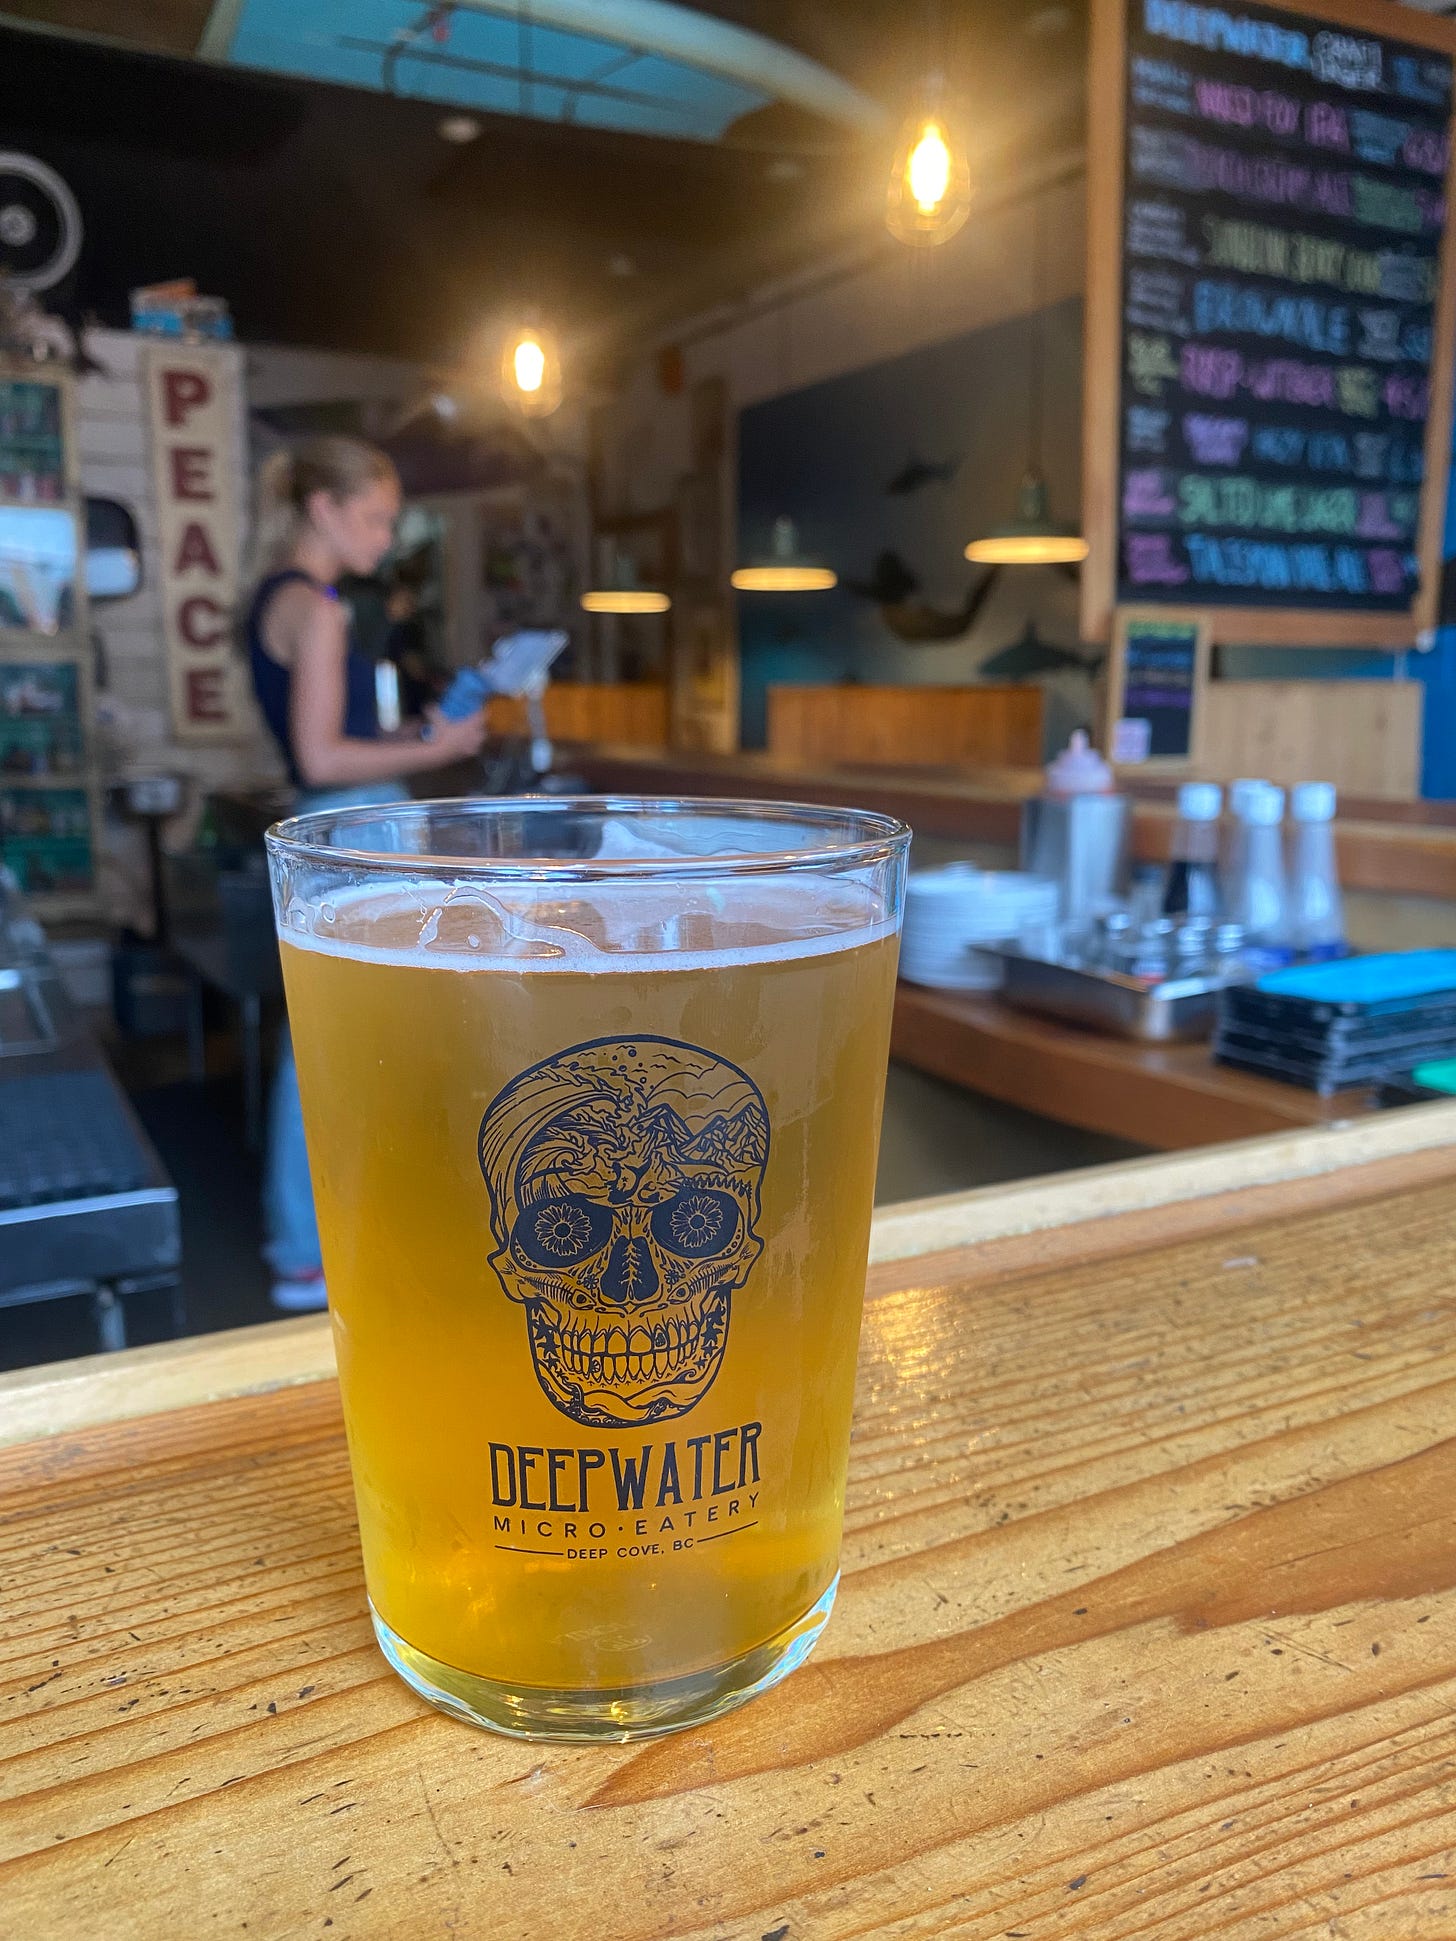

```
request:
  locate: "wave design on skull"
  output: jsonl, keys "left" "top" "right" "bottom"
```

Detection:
{"left": 478, "top": 1036, "right": 769, "bottom": 1427}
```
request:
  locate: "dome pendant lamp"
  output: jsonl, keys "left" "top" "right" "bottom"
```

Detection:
{"left": 730, "top": 295, "right": 836, "bottom": 594}
{"left": 581, "top": 547, "right": 671, "bottom": 615}
{"left": 965, "top": 474, "right": 1090, "bottom": 566}
{"left": 964, "top": 192, "right": 1086, "bottom": 567}
{"left": 731, "top": 516, "right": 837, "bottom": 593}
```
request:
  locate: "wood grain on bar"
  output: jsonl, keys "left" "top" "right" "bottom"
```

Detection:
{"left": 4, "top": 1148, "right": 1456, "bottom": 1934}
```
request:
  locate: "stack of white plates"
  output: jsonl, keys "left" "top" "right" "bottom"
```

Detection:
{"left": 899, "top": 866, "right": 1059, "bottom": 991}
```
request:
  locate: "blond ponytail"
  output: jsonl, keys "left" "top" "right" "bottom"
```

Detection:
{"left": 248, "top": 435, "right": 398, "bottom": 583}
{"left": 250, "top": 450, "right": 300, "bottom": 581}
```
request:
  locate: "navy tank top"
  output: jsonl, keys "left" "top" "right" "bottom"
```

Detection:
{"left": 247, "top": 569, "right": 380, "bottom": 785}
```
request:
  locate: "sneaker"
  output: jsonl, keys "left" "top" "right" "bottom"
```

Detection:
{"left": 270, "top": 1271, "right": 328, "bottom": 1313}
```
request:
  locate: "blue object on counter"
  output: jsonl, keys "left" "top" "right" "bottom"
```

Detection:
{"left": 1256, "top": 950, "right": 1456, "bottom": 1005}
{"left": 437, "top": 630, "right": 570, "bottom": 719}
{"left": 438, "top": 666, "right": 492, "bottom": 720}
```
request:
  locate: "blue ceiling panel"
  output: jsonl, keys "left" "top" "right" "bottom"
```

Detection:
{"left": 226, "top": 0, "right": 770, "bottom": 139}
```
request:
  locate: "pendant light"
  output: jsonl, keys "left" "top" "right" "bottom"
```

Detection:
{"left": 964, "top": 192, "right": 1087, "bottom": 567}
{"left": 885, "top": 83, "right": 972, "bottom": 247}
{"left": 581, "top": 547, "right": 671, "bottom": 615}
{"left": 965, "top": 475, "right": 1089, "bottom": 565}
{"left": 501, "top": 320, "right": 562, "bottom": 418}
{"left": 730, "top": 298, "right": 837, "bottom": 594}
{"left": 731, "top": 515, "right": 837, "bottom": 592}
{"left": 495, "top": 19, "right": 562, "bottom": 420}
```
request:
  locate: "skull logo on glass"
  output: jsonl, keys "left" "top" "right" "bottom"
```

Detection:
{"left": 478, "top": 1036, "right": 770, "bottom": 1428}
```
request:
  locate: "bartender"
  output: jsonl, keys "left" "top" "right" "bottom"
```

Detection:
{"left": 247, "top": 434, "right": 485, "bottom": 1311}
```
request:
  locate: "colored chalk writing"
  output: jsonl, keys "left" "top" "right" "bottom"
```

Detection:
{"left": 1116, "top": 0, "right": 1452, "bottom": 612}
{"left": 1119, "top": 615, "right": 1203, "bottom": 758}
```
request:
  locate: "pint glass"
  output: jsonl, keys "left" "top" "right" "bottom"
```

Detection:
{"left": 266, "top": 797, "right": 909, "bottom": 1740}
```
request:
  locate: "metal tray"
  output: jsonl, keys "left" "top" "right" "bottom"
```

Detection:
{"left": 993, "top": 948, "right": 1234, "bottom": 1042}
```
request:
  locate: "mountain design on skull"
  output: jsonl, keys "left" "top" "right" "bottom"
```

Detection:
{"left": 478, "top": 1037, "right": 770, "bottom": 1428}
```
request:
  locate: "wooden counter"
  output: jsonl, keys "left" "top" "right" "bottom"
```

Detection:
{"left": 488, "top": 683, "right": 669, "bottom": 747}
{"left": 892, "top": 982, "right": 1370, "bottom": 1149}
{"left": 573, "top": 744, "right": 1456, "bottom": 901}
{"left": 5, "top": 1106, "right": 1456, "bottom": 1936}
{"left": 767, "top": 682, "right": 1042, "bottom": 769}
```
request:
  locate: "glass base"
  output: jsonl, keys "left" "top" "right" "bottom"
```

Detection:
{"left": 369, "top": 1572, "right": 839, "bottom": 1743}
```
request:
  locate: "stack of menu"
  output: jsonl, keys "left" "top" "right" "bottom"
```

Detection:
{"left": 1214, "top": 951, "right": 1456, "bottom": 1094}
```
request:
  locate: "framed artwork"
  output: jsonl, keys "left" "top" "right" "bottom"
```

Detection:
{"left": 1105, "top": 606, "right": 1212, "bottom": 771}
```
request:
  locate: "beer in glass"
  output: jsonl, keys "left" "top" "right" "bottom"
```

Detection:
{"left": 267, "top": 798, "right": 908, "bottom": 1739}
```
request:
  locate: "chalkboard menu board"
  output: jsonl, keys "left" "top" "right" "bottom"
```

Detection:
{"left": 1084, "top": 0, "right": 1456, "bottom": 644}
{"left": 1109, "top": 607, "right": 1210, "bottom": 764}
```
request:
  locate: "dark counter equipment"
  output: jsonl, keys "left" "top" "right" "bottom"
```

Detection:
{"left": 0, "top": 875, "right": 180, "bottom": 1349}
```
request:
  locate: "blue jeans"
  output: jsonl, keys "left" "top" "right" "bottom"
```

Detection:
{"left": 263, "top": 1025, "right": 320, "bottom": 1278}
{"left": 263, "top": 780, "right": 411, "bottom": 1280}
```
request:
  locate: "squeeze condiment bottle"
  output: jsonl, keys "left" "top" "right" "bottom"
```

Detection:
{"left": 1020, "top": 731, "right": 1130, "bottom": 926}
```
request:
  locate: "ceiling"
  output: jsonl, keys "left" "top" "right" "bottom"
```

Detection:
{"left": 216, "top": 0, "right": 854, "bottom": 144}
{"left": 0, "top": 2, "right": 1088, "bottom": 367}
{"left": 0, "top": 0, "right": 1077, "bottom": 105}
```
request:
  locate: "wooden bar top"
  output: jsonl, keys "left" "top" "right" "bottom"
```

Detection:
{"left": 892, "top": 981, "right": 1371, "bottom": 1150}
{"left": 4, "top": 1109, "right": 1456, "bottom": 1936}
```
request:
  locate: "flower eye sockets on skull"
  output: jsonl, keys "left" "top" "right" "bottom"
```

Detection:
{"left": 512, "top": 1186, "right": 741, "bottom": 1271}
{"left": 651, "top": 1188, "right": 740, "bottom": 1259}
{"left": 512, "top": 1195, "right": 614, "bottom": 1268}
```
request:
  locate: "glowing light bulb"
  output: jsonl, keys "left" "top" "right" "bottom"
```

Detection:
{"left": 513, "top": 335, "right": 546, "bottom": 394}
{"left": 886, "top": 103, "right": 971, "bottom": 246}
{"left": 499, "top": 322, "right": 562, "bottom": 417}
{"left": 908, "top": 122, "right": 952, "bottom": 213}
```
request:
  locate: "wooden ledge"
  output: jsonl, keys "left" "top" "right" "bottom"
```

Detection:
{"left": 2, "top": 1099, "right": 1453, "bottom": 1450}
{"left": 868, "top": 1094, "right": 1456, "bottom": 1266}
{"left": 0, "top": 1312, "right": 337, "bottom": 1453}
{"left": 574, "top": 745, "right": 1456, "bottom": 898}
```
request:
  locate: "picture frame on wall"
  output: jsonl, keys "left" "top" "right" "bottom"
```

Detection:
{"left": 1105, "top": 605, "right": 1211, "bottom": 773}
{"left": 0, "top": 375, "right": 67, "bottom": 504}
{"left": 0, "top": 358, "right": 101, "bottom": 914}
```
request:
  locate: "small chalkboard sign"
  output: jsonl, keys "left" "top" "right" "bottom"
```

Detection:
{"left": 1107, "top": 607, "right": 1211, "bottom": 767}
{"left": 1083, "top": 0, "right": 1456, "bottom": 647}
